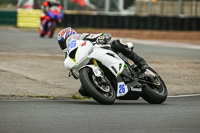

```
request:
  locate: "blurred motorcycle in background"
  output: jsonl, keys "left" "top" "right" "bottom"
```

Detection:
{"left": 39, "top": 5, "right": 63, "bottom": 38}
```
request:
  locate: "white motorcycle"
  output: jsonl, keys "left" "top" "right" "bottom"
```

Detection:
{"left": 64, "top": 34, "right": 168, "bottom": 105}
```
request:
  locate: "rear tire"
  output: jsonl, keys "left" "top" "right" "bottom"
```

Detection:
{"left": 142, "top": 84, "right": 167, "bottom": 104}
{"left": 79, "top": 67, "right": 116, "bottom": 105}
{"left": 141, "top": 68, "right": 168, "bottom": 104}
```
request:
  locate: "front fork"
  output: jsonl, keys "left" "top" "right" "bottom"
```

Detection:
{"left": 92, "top": 59, "right": 110, "bottom": 86}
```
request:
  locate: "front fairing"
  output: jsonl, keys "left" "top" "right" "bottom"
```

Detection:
{"left": 64, "top": 37, "right": 93, "bottom": 71}
{"left": 47, "top": 6, "right": 63, "bottom": 20}
{"left": 88, "top": 46, "right": 125, "bottom": 77}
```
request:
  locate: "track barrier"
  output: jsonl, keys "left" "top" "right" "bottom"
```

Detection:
{"left": 0, "top": 10, "right": 17, "bottom": 26}
{"left": 0, "top": 10, "right": 199, "bottom": 30}
{"left": 17, "top": 9, "right": 41, "bottom": 28}
{"left": 61, "top": 14, "right": 200, "bottom": 31}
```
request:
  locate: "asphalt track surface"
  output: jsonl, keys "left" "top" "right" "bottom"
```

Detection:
{"left": 0, "top": 28, "right": 200, "bottom": 60}
{"left": 0, "top": 96, "right": 200, "bottom": 133}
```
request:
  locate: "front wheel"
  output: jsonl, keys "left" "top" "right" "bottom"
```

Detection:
{"left": 39, "top": 29, "right": 45, "bottom": 37}
{"left": 79, "top": 67, "right": 116, "bottom": 105}
{"left": 48, "top": 23, "right": 56, "bottom": 38}
{"left": 141, "top": 68, "right": 168, "bottom": 104}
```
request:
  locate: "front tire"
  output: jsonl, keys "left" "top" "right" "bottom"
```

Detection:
{"left": 48, "top": 23, "right": 56, "bottom": 38}
{"left": 79, "top": 67, "right": 116, "bottom": 105}
{"left": 39, "top": 29, "right": 45, "bottom": 37}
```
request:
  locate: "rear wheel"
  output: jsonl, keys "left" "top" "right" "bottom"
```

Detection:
{"left": 79, "top": 67, "right": 116, "bottom": 105}
{"left": 141, "top": 68, "right": 168, "bottom": 104}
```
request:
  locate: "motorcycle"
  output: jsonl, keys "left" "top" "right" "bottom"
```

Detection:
{"left": 39, "top": 6, "right": 63, "bottom": 38}
{"left": 64, "top": 34, "right": 168, "bottom": 105}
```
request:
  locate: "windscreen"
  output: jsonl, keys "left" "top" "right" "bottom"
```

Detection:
{"left": 66, "top": 34, "right": 81, "bottom": 44}
{"left": 66, "top": 34, "right": 82, "bottom": 53}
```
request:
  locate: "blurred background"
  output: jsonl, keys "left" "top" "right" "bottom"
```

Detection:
{"left": 0, "top": 0, "right": 200, "bottom": 30}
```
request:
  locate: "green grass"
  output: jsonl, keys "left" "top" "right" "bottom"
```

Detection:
{"left": 9, "top": 93, "right": 92, "bottom": 100}
{"left": 71, "top": 94, "right": 93, "bottom": 100}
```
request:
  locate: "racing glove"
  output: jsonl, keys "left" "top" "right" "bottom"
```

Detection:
{"left": 96, "top": 33, "right": 112, "bottom": 44}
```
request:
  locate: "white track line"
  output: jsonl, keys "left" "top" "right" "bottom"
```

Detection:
{"left": 168, "top": 94, "right": 200, "bottom": 98}
{"left": 0, "top": 52, "right": 63, "bottom": 57}
{"left": 116, "top": 37, "right": 200, "bottom": 50}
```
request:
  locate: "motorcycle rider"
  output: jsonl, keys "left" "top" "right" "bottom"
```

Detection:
{"left": 40, "top": 0, "right": 62, "bottom": 35}
{"left": 57, "top": 27, "right": 149, "bottom": 96}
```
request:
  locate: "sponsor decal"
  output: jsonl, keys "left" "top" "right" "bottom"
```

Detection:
{"left": 130, "top": 86, "right": 142, "bottom": 92}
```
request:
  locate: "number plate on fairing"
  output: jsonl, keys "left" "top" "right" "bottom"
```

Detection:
{"left": 117, "top": 82, "right": 128, "bottom": 97}
{"left": 67, "top": 40, "right": 77, "bottom": 53}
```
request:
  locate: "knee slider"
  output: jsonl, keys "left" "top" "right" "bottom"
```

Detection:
{"left": 111, "top": 39, "right": 132, "bottom": 53}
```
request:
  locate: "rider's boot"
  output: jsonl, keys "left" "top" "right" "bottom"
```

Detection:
{"left": 111, "top": 39, "right": 149, "bottom": 73}
{"left": 126, "top": 51, "right": 149, "bottom": 73}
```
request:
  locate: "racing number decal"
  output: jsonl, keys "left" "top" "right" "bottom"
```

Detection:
{"left": 117, "top": 82, "right": 128, "bottom": 97}
{"left": 119, "top": 84, "right": 125, "bottom": 94}
{"left": 67, "top": 40, "right": 77, "bottom": 53}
